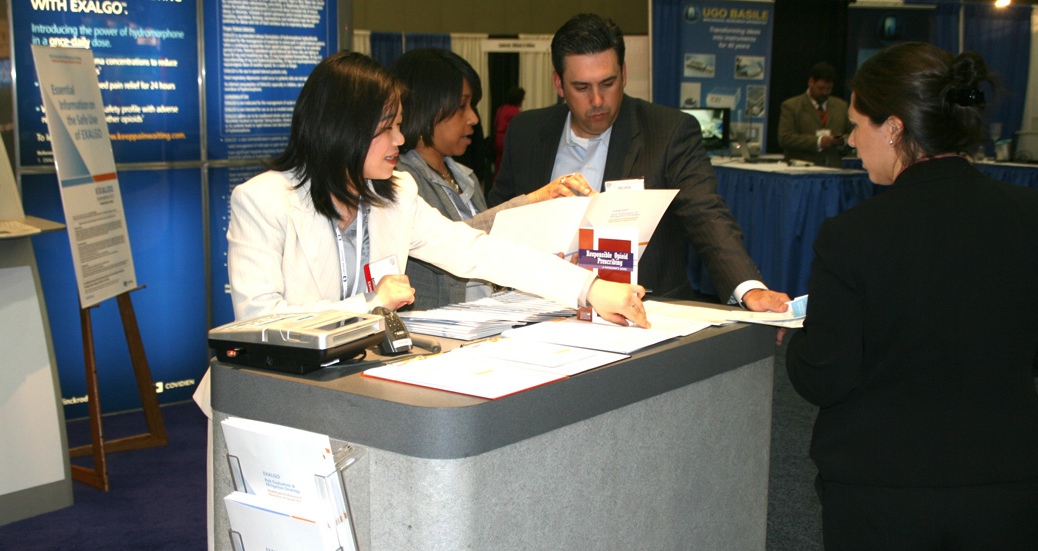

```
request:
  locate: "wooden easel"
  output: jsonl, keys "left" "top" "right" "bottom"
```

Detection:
{"left": 68, "top": 287, "right": 168, "bottom": 491}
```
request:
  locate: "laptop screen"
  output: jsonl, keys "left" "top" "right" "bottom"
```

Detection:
{"left": 681, "top": 108, "right": 730, "bottom": 151}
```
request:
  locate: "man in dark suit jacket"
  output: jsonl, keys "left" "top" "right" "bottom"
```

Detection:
{"left": 489, "top": 13, "right": 789, "bottom": 311}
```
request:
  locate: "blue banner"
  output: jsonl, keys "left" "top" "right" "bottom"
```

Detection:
{"left": 13, "top": 0, "right": 201, "bottom": 166}
{"left": 677, "top": 1, "right": 774, "bottom": 149}
{"left": 208, "top": 164, "right": 267, "bottom": 328}
{"left": 203, "top": 0, "right": 337, "bottom": 160}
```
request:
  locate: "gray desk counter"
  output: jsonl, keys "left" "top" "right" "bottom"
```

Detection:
{"left": 212, "top": 320, "right": 776, "bottom": 550}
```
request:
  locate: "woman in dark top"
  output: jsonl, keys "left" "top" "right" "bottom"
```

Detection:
{"left": 786, "top": 42, "right": 1038, "bottom": 549}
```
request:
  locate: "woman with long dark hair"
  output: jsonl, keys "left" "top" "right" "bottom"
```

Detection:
{"left": 227, "top": 51, "right": 645, "bottom": 324}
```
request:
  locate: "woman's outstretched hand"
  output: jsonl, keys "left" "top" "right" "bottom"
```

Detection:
{"left": 587, "top": 279, "right": 650, "bottom": 328}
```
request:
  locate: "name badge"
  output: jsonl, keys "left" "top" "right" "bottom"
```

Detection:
{"left": 604, "top": 178, "right": 645, "bottom": 192}
{"left": 364, "top": 255, "right": 400, "bottom": 292}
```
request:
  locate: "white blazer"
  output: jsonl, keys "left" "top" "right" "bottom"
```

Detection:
{"left": 227, "top": 170, "right": 592, "bottom": 320}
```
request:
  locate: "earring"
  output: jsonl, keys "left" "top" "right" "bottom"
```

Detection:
{"left": 889, "top": 139, "right": 894, "bottom": 145}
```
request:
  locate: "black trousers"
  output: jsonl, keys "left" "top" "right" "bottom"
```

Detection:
{"left": 816, "top": 475, "right": 1038, "bottom": 551}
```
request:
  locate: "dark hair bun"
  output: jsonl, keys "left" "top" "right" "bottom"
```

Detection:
{"left": 945, "top": 52, "right": 990, "bottom": 108}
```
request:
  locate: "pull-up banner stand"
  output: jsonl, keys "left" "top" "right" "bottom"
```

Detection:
{"left": 32, "top": 45, "right": 166, "bottom": 491}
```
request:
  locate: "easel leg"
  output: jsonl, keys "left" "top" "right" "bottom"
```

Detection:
{"left": 117, "top": 292, "right": 168, "bottom": 447}
{"left": 70, "top": 306, "right": 109, "bottom": 491}
{"left": 67, "top": 288, "right": 168, "bottom": 490}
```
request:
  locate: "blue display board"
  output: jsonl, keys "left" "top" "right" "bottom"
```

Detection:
{"left": 202, "top": 0, "right": 337, "bottom": 160}
{"left": 21, "top": 169, "right": 207, "bottom": 418}
{"left": 10, "top": 0, "right": 339, "bottom": 418}
{"left": 677, "top": 1, "right": 774, "bottom": 148}
{"left": 208, "top": 164, "right": 266, "bottom": 329}
{"left": 12, "top": 0, "right": 200, "bottom": 166}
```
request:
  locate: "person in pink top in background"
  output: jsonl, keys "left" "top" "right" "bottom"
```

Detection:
{"left": 492, "top": 86, "right": 524, "bottom": 185}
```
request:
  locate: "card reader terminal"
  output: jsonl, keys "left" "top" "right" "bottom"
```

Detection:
{"left": 208, "top": 310, "right": 385, "bottom": 374}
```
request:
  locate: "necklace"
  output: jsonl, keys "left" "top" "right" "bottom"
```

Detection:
{"left": 417, "top": 144, "right": 463, "bottom": 195}
{"left": 431, "top": 163, "right": 462, "bottom": 195}
{"left": 442, "top": 170, "right": 462, "bottom": 194}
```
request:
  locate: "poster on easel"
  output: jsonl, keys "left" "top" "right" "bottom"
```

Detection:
{"left": 32, "top": 45, "right": 136, "bottom": 308}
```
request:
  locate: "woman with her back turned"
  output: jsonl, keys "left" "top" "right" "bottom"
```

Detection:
{"left": 786, "top": 42, "right": 1038, "bottom": 549}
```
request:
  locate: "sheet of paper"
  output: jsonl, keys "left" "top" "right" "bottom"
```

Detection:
{"left": 643, "top": 300, "right": 736, "bottom": 326}
{"left": 224, "top": 491, "right": 344, "bottom": 551}
{"left": 501, "top": 318, "right": 681, "bottom": 354}
{"left": 490, "top": 189, "right": 678, "bottom": 257}
{"left": 456, "top": 337, "right": 629, "bottom": 376}
{"left": 721, "top": 295, "right": 808, "bottom": 328}
{"left": 580, "top": 189, "right": 678, "bottom": 256}
{"left": 644, "top": 314, "right": 713, "bottom": 337}
{"left": 363, "top": 354, "right": 567, "bottom": 400}
{"left": 489, "top": 196, "right": 589, "bottom": 255}
{"left": 722, "top": 310, "right": 804, "bottom": 328}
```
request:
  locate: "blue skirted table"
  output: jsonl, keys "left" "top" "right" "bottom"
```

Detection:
{"left": 691, "top": 160, "right": 879, "bottom": 298}
{"left": 974, "top": 161, "right": 1038, "bottom": 190}
{"left": 697, "top": 159, "right": 1038, "bottom": 299}
{"left": 844, "top": 158, "right": 1038, "bottom": 190}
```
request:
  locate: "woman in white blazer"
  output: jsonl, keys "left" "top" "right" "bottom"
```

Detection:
{"left": 197, "top": 55, "right": 651, "bottom": 545}
{"left": 226, "top": 51, "right": 649, "bottom": 327}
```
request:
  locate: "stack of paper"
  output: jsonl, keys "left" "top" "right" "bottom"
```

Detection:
{"left": 221, "top": 418, "right": 360, "bottom": 551}
{"left": 398, "top": 290, "right": 575, "bottom": 340}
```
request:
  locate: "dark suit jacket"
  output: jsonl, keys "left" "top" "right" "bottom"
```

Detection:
{"left": 786, "top": 156, "right": 1038, "bottom": 488}
{"left": 777, "top": 93, "right": 852, "bottom": 167}
{"left": 488, "top": 95, "right": 761, "bottom": 301}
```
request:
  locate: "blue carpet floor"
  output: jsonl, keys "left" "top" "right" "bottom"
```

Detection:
{"left": 0, "top": 400, "right": 208, "bottom": 550}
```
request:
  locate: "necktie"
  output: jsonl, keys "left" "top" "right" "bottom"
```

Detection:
{"left": 817, "top": 103, "right": 828, "bottom": 126}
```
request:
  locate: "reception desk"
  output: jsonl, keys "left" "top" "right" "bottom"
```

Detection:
{"left": 210, "top": 319, "right": 775, "bottom": 550}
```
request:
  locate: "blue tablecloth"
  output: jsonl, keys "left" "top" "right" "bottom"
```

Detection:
{"left": 690, "top": 165, "right": 878, "bottom": 298}
{"left": 975, "top": 162, "right": 1038, "bottom": 190}
{"left": 695, "top": 160, "right": 1038, "bottom": 299}
{"left": 844, "top": 158, "right": 1038, "bottom": 190}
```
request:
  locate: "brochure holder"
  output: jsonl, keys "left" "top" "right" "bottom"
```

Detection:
{"left": 68, "top": 287, "right": 168, "bottom": 491}
{"left": 221, "top": 418, "right": 364, "bottom": 551}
